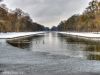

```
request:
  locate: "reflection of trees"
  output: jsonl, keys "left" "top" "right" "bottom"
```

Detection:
{"left": 87, "top": 54, "right": 100, "bottom": 60}
{"left": 7, "top": 37, "right": 33, "bottom": 49}
{"left": 85, "top": 44, "right": 100, "bottom": 60}
{"left": 7, "top": 35, "right": 45, "bottom": 49}
{"left": 64, "top": 36, "right": 100, "bottom": 45}
{"left": 63, "top": 36, "right": 100, "bottom": 60}
{"left": 85, "top": 44, "right": 100, "bottom": 52}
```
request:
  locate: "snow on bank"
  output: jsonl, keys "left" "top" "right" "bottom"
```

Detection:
{"left": 58, "top": 32, "right": 100, "bottom": 38}
{"left": 58, "top": 32, "right": 100, "bottom": 41}
{"left": 0, "top": 32, "right": 45, "bottom": 39}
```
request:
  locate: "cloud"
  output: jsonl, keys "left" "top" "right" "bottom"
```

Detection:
{"left": 3, "top": 0, "right": 91, "bottom": 28}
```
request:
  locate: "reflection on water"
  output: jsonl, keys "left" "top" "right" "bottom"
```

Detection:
{"left": 7, "top": 32, "right": 100, "bottom": 61}
{"left": 85, "top": 44, "right": 100, "bottom": 60}
{"left": 85, "top": 44, "right": 100, "bottom": 52}
{"left": 64, "top": 36, "right": 100, "bottom": 60}
{"left": 7, "top": 37, "right": 33, "bottom": 49}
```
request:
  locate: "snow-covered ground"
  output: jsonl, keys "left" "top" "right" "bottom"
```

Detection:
{"left": 58, "top": 32, "right": 100, "bottom": 38}
{"left": 58, "top": 32, "right": 100, "bottom": 41}
{"left": 0, "top": 32, "right": 45, "bottom": 39}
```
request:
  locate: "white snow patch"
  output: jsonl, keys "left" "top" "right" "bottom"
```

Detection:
{"left": 0, "top": 32, "right": 45, "bottom": 39}
{"left": 58, "top": 32, "right": 100, "bottom": 41}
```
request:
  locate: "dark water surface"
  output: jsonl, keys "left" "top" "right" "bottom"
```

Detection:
{"left": 0, "top": 32, "right": 100, "bottom": 75}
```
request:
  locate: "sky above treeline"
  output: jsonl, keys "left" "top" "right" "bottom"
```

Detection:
{"left": 3, "top": 0, "right": 91, "bottom": 28}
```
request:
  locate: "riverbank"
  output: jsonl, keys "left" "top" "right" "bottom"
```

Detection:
{"left": 0, "top": 32, "right": 45, "bottom": 39}
{"left": 58, "top": 32, "right": 100, "bottom": 41}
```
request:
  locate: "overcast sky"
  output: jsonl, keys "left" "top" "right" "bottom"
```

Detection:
{"left": 3, "top": 0, "right": 91, "bottom": 28}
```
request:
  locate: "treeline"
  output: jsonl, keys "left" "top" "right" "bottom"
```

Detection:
{"left": 0, "top": 1, "right": 47, "bottom": 32}
{"left": 57, "top": 0, "right": 100, "bottom": 32}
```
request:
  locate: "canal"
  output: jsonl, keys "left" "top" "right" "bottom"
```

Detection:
{"left": 0, "top": 32, "right": 100, "bottom": 75}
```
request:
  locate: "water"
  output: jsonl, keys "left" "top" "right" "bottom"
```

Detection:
{"left": 0, "top": 32, "right": 100, "bottom": 75}
{"left": 7, "top": 32, "right": 100, "bottom": 60}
